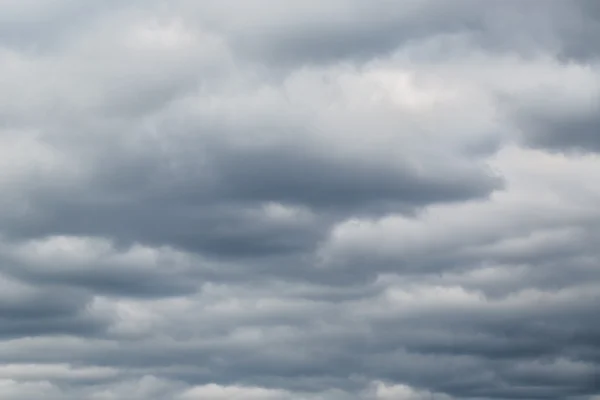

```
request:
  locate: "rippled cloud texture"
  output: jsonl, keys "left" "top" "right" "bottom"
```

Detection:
{"left": 1, "top": 0, "right": 599, "bottom": 399}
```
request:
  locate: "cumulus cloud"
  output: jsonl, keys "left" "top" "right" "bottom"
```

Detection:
{"left": 0, "top": 0, "right": 599, "bottom": 399}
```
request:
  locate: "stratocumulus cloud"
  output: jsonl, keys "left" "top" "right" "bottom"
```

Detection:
{"left": 0, "top": 1, "right": 599, "bottom": 399}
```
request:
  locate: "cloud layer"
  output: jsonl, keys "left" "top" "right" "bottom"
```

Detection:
{"left": 1, "top": 1, "right": 599, "bottom": 399}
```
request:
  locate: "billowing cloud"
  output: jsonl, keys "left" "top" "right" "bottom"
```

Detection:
{"left": 0, "top": 0, "right": 599, "bottom": 399}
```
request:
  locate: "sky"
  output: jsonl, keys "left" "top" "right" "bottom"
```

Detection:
{"left": 0, "top": 0, "right": 599, "bottom": 399}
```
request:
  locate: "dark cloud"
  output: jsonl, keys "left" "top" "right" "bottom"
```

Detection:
{"left": 0, "top": 0, "right": 599, "bottom": 399}
{"left": 518, "top": 104, "right": 600, "bottom": 153}
{"left": 199, "top": 0, "right": 595, "bottom": 67}
{"left": 0, "top": 275, "right": 106, "bottom": 339}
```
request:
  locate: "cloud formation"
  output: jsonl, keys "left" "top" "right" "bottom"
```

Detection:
{"left": 0, "top": 0, "right": 599, "bottom": 399}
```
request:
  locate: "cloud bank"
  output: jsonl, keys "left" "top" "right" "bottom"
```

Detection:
{"left": 0, "top": 0, "right": 599, "bottom": 398}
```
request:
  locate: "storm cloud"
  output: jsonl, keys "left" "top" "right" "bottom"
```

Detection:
{"left": 0, "top": 0, "right": 599, "bottom": 399}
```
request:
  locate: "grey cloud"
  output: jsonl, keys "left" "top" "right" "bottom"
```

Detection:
{"left": 518, "top": 104, "right": 600, "bottom": 153}
{"left": 0, "top": 71, "right": 501, "bottom": 258}
{"left": 557, "top": 0, "right": 600, "bottom": 62}
{"left": 1, "top": 0, "right": 600, "bottom": 399}
{"left": 0, "top": 276, "right": 106, "bottom": 339}
{"left": 0, "top": 274, "right": 596, "bottom": 399}
{"left": 185, "top": 0, "right": 600, "bottom": 67}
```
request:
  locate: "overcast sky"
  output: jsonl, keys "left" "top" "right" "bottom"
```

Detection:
{"left": 1, "top": 0, "right": 599, "bottom": 399}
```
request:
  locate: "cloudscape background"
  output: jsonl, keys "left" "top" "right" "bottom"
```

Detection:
{"left": 0, "top": 0, "right": 599, "bottom": 399}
